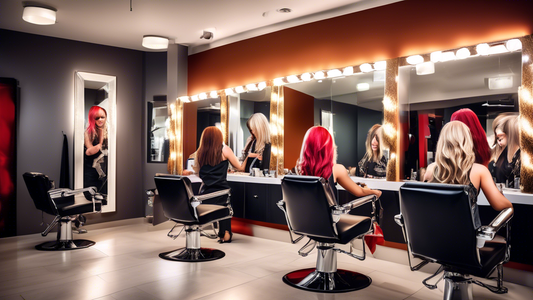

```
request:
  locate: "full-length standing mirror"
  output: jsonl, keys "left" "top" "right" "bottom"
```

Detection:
{"left": 74, "top": 72, "right": 117, "bottom": 213}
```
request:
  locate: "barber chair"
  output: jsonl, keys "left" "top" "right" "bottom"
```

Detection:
{"left": 154, "top": 174, "right": 232, "bottom": 262}
{"left": 22, "top": 172, "right": 102, "bottom": 250}
{"left": 396, "top": 182, "right": 513, "bottom": 300}
{"left": 277, "top": 175, "right": 379, "bottom": 293}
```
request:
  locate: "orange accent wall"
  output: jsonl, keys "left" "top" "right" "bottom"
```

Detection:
{"left": 283, "top": 87, "right": 315, "bottom": 170}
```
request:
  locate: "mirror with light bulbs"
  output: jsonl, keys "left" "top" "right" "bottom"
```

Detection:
{"left": 400, "top": 50, "right": 522, "bottom": 180}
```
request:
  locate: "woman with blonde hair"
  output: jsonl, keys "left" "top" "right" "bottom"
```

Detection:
{"left": 357, "top": 124, "right": 388, "bottom": 178}
{"left": 489, "top": 113, "right": 521, "bottom": 188}
{"left": 193, "top": 126, "right": 243, "bottom": 243}
{"left": 423, "top": 121, "right": 512, "bottom": 212}
{"left": 240, "top": 113, "right": 271, "bottom": 173}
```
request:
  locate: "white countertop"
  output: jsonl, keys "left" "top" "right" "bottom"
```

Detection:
{"left": 184, "top": 174, "right": 533, "bottom": 206}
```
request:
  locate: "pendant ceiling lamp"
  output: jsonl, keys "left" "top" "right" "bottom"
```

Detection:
{"left": 22, "top": 6, "right": 56, "bottom": 25}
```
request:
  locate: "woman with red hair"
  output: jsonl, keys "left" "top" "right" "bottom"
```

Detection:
{"left": 450, "top": 108, "right": 491, "bottom": 167}
{"left": 84, "top": 106, "right": 108, "bottom": 193}
{"left": 296, "top": 126, "right": 382, "bottom": 200}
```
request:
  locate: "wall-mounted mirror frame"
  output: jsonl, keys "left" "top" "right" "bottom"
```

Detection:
{"left": 74, "top": 72, "right": 117, "bottom": 212}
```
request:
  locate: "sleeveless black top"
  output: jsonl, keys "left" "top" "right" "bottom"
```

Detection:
{"left": 199, "top": 160, "right": 230, "bottom": 194}
{"left": 489, "top": 147, "right": 521, "bottom": 188}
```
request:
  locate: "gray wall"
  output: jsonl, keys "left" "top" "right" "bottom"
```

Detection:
{"left": 0, "top": 29, "right": 145, "bottom": 235}
{"left": 143, "top": 52, "right": 168, "bottom": 191}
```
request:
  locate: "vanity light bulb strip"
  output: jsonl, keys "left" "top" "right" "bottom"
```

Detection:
{"left": 519, "top": 35, "right": 533, "bottom": 193}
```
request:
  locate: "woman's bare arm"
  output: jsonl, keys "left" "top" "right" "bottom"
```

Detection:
{"left": 473, "top": 164, "right": 512, "bottom": 211}
{"left": 222, "top": 145, "right": 243, "bottom": 171}
{"left": 333, "top": 164, "right": 382, "bottom": 198}
{"left": 84, "top": 133, "right": 101, "bottom": 156}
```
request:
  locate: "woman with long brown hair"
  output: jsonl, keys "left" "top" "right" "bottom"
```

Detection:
{"left": 193, "top": 126, "right": 242, "bottom": 243}
{"left": 489, "top": 113, "right": 521, "bottom": 188}
{"left": 357, "top": 124, "right": 388, "bottom": 178}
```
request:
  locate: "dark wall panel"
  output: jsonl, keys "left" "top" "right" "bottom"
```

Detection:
{"left": 0, "top": 29, "right": 145, "bottom": 235}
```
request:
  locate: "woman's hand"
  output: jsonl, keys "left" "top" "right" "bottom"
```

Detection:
{"left": 182, "top": 170, "right": 193, "bottom": 176}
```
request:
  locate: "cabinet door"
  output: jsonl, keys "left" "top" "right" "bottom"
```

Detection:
{"left": 244, "top": 183, "right": 268, "bottom": 222}
{"left": 267, "top": 184, "right": 287, "bottom": 225}
{"left": 228, "top": 182, "right": 245, "bottom": 218}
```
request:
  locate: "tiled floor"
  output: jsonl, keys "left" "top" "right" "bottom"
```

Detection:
{"left": 1, "top": 220, "right": 531, "bottom": 300}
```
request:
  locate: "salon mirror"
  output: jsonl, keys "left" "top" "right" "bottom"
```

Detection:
{"left": 147, "top": 96, "right": 169, "bottom": 163}
{"left": 196, "top": 96, "right": 221, "bottom": 147}
{"left": 400, "top": 51, "right": 521, "bottom": 180}
{"left": 284, "top": 71, "right": 385, "bottom": 173}
{"left": 74, "top": 72, "right": 116, "bottom": 213}
{"left": 228, "top": 87, "right": 271, "bottom": 162}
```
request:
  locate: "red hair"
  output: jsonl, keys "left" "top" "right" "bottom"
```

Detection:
{"left": 86, "top": 106, "right": 107, "bottom": 139}
{"left": 298, "top": 126, "right": 335, "bottom": 180}
{"left": 450, "top": 108, "right": 491, "bottom": 167}
{"left": 197, "top": 126, "right": 223, "bottom": 167}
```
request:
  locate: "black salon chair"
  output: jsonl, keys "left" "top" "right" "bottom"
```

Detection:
{"left": 277, "top": 175, "right": 379, "bottom": 293}
{"left": 396, "top": 182, "right": 513, "bottom": 300}
{"left": 22, "top": 172, "right": 102, "bottom": 250}
{"left": 154, "top": 174, "right": 232, "bottom": 262}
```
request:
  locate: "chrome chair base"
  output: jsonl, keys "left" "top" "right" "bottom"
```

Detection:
{"left": 159, "top": 247, "right": 225, "bottom": 262}
{"left": 443, "top": 273, "right": 473, "bottom": 300}
{"left": 282, "top": 268, "right": 371, "bottom": 293}
{"left": 35, "top": 239, "right": 95, "bottom": 251}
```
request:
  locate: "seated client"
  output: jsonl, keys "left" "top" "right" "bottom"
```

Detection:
{"left": 296, "top": 126, "right": 382, "bottom": 201}
{"left": 423, "top": 121, "right": 512, "bottom": 212}
{"left": 193, "top": 126, "right": 243, "bottom": 243}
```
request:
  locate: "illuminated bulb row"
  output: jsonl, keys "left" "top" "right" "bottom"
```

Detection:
{"left": 407, "top": 38, "right": 523, "bottom": 66}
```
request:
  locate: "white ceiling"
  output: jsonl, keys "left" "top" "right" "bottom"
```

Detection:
{"left": 0, "top": 0, "right": 401, "bottom": 54}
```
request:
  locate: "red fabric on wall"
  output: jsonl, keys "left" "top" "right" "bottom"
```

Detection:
{"left": 0, "top": 83, "right": 16, "bottom": 236}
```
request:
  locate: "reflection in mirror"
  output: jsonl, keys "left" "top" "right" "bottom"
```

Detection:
{"left": 148, "top": 95, "right": 169, "bottom": 163}
{"left": 75, "top": 72, "right": 116, "bottom": 213}
{"left": 400, "top": 51, "right": 521, "bottom": 181}
{"left": 228, "top": 87, "right": 271, "bottom": 171}
{"left": 196, "top": 97, "right": 221, "bottom": 148}
{"left": 285, "top": 72, "right": 385, "bottom": 176}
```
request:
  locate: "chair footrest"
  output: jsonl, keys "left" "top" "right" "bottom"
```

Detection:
{"left": 159, "top": 247, "right": 225, "bottom": 262}
{"left": 282, "top": 268, "right": 371, "bottom": 293}
{"left": 35, "top": 239, "right": 95, "bottom": 251}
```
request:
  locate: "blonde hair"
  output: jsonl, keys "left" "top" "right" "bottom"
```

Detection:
{"left": 245, "top": 113, "right": 271, "bottom": 154}
{"left": 491, "top": 113, "right": 520, "bottom": 162}
{"left": 431, "top": 121, "right": 476, "bottom": 185}
{"left": 363, "top": 124, "right": 383, "bottom": 163}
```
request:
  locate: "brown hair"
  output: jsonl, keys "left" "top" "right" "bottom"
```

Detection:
{"left": 364, "top": 124, "right": 383, "bottom": 163}
{"left": 196, "top": 126, "right": 223, "bottom": 168}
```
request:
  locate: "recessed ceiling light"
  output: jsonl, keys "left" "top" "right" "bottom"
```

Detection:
{"left": 142, "top": 36, "right": 169, "bottom": 50}
{"left": 277, "top": 8, "right": 292, "bottom": 13}
{"left": 22, "top": 6, "right": 56, "bottom": 25}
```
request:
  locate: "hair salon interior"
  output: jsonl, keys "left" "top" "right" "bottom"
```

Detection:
{"left": 1, "top": 0, "right": 533, "bottom": 299}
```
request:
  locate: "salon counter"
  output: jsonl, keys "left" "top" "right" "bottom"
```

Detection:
{"left": 182, "top": 173, "right": 533, "bottom": 266}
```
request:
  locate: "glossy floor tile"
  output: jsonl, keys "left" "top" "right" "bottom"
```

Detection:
{"left": 1, "top": 220, "right": 531, "bottom": 300}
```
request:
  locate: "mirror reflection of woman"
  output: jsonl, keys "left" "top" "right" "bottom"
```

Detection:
{"left": 84, "top": 106, "right": 108, "bottom": 194}
{"left": 239, "top": 113, "right": 271, "bottom": 173}
{"left": 489, "top": 113, "right": 521, "bottom": 188}
{"left": 357, "top": 124, "right": 388, "bottom": 178}
{"left": 193, "top": 126, "right": 243, "bottom": 243}
{"left": 297, "top": 126, "right": 382, "bottom": 200}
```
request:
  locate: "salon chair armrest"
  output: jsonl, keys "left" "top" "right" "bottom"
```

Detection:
{"left": 192, "top": 189, "right": 231, "bottom": 203}
{"left": 476, "top": 207, "right": 513, "bottom": 247}
{"left": 333, "top": 195, "right": 377, "bottom": 215}
{"left": 277, "top": 200, "right": 305, "bottom": 244}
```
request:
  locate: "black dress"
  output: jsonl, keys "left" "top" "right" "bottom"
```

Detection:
{"left": 243, "top": 141, "right": 271, "bottom": 173}
{"left": 199, "top": 159, "right": 231, "bottom": 238}
{"left": 357, "top": 155, "right": 388, "bottom": 178}
{"left": 489, "top": 147, "right": 521, "bottom": 188}
{"left": 83, "top": 133, "right": 107, "bottom": 194}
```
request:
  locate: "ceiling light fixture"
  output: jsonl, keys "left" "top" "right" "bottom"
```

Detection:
{"left": 22, "top": 6, "right": 56, "bottom": 25}
{"left": 200, "top": 28, "right": 216, "bottom": 40}
{"left": 142, "top": 36, "right": 169, "bottom": 50}
{"left": 356, "top": 83, "right": 370, "bottom": 91}
{"left": 416, "top": 62, "right": 435, "bottom": 75}
{"left": 488, "top": 76, "right": 513, "bottom": 90}
{"left": 276, "top": 8, "right": 292, "bottom": 13}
